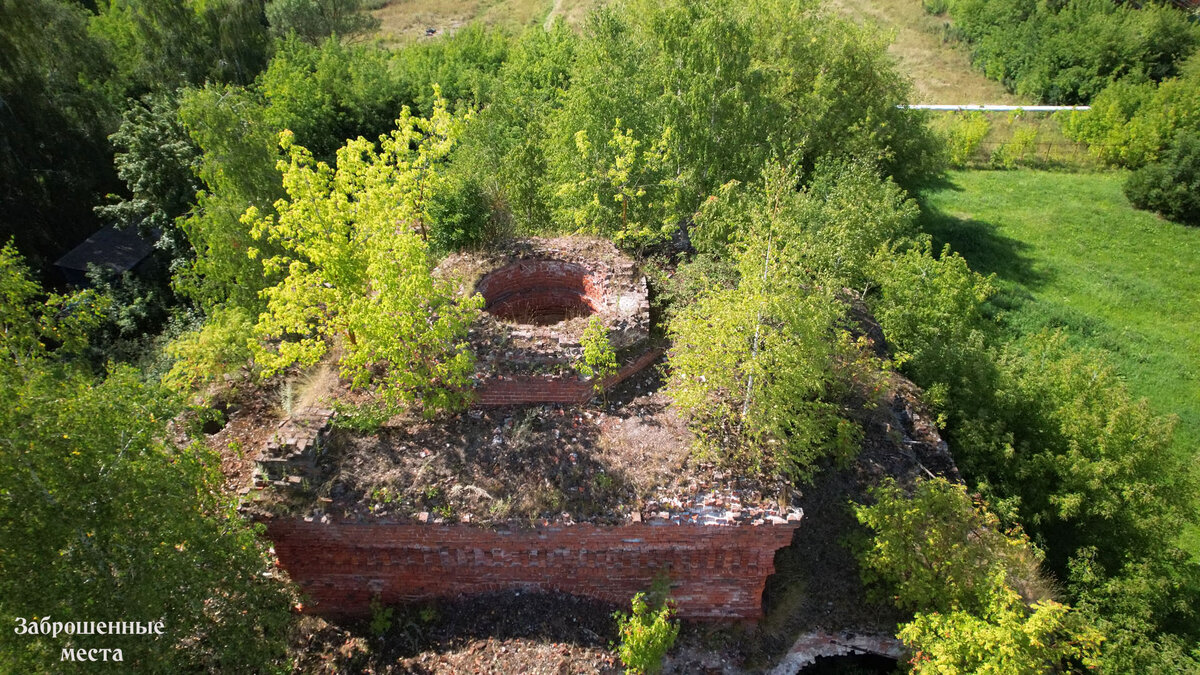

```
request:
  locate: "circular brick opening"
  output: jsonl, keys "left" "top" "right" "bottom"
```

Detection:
{"left": 478, "top": 260, "right": 599, "bottom": 326}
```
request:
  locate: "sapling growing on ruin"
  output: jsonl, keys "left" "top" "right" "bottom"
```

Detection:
{"left": 576, "top": 315, "right": 618, "bottom": 401}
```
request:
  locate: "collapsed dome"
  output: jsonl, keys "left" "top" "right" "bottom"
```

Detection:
{"left": 478, "top": 260, "right": 598, "bottom": 327}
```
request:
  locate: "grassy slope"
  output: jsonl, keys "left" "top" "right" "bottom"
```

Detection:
{"left": 370, "top": 0, "right": 603, "bottom": 43}
{"left": 920, "top": 170, "right": 1200, "bottom": 460}
{"left": 827, "top": 0, "right": 1021, "bottom": 104}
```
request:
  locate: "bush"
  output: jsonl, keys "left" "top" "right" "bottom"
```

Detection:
{"left": 1063, "top": 72, "right": 1200, "bottom": 168}
{"left": 1124, "top": 131, "right": 1200, "bottom": 225}
{"left": 921, "top": 0, "right": 949, "bottom": 15}
{"left": 613, "top": 592, "right": 679, "bottom": 675}
{"left": 946, "top": 0, "right": 1200, "bottom": 105}
{"left": 163, "top": 305, "right": 256, "bottom": 393}
{"left": 936, "top": 111, "right": 991, "bottom": 168}
{"left": 266, "top": 0, "right": 380, "bottom": 44}
{"left": 856, "top": 478, "right": 1103, "bottom": 674}
{"left": 427, "top": 173, "right": 495, "bottom": 253}
{"left": 990, "top": 124, "right": 1038, "bottom": 169}
{"left": 854, "top": 477, "right": 1047, "bottom": 615}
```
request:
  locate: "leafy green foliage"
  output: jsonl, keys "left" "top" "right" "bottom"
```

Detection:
{"left": 670, "top": 165, "right": 907, "bottom": 480}
{"left": 854, "top": 478, "right": 1044, "bottom": 615}
{"left": 177, "top": 84, "right": 286, "bottom": 311}
{"left": 576, "top": 316, "right": 618, "bottom": 397}
{"left": 258, "top": 35, "right": 407, "bottom": 160}
{"left": 960, "top": 333, "right": 1194, "bottom": 574}
{"left": 940, "top": 0, "right": 1200, "bottom": 105}
{"left": 243, "top": 93, "right": 483, "bottom": 414}
{"left": 1068, "top": 547, "right": 1200, "bottom": 673}
{"left": 266, "top": 0, "right": 381, "bottom": 45}
{"left": 613, "top": 592, "right": 679, "bottom": 675}
{"left": 1063, "top": 72, "right": 1200, "bottom": 168}
{"left": 934, "top": 111, "right": 991, "bottom": 169}
{"left": 0, "top": 0, "right": 121, "bottom": 261}
{"left": 856, "top": 478, "right": 1102, "bottom": 674}
{"left": 89, "top": 0, "right": 269, "bottom": 93}
{"left": 1124, "top": 130, "right": 1200, "bottom": 225}
{"left": 331, "top": 399, "right": 394, "bottom": 433}
{"left": 868, "top": 242, "right": 995, "bottom": 422}
{"left": 538, "top": 0, "right": 937, "bottom": 248}
{"left": 426, "top": 172, "right": 495, "bottom": 253}
{"left": 98, "top": 93, "right": 201, "bottom": 269}
{"left": 899, "top": 576, "right": 1101, "bottom": 675}
{"left": 0, "top": 247, "right": 292, "bottom": 672}
{"left": 163, "top": 305, "right": 256, "bottom": 393}
{"left": 554, "top": 120, "right": 680, "bottom": 251}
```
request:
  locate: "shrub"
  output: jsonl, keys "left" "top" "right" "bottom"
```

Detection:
{"left": 854, "top": 477, "right": 1047, "bottom": 615}
{"left": 990, "top": 124, "right": 1038, "bottom": 169}
{"left": 937, "top": 111, "right": 991, "bottom": 168}
{"left": 946, "top": 0, "right": 1200, "bottom": 105}
{"left": 856, "top": 477, "right": 1103, "bottom": 674}
{"left": 868, "top": 242, "right": 995, "bottom": 423}
{"left": 265, "top": 0, "right": 380, "bottom": 44}
{"left": 576, "top": 316, "right": 618, "bottom": 398}
{"left": 613, "top": 592, "right": 679, "bottom": 675}
{"left": 921, "top": 0, "right": 949, "bottom": 15}
{"left": 427, "top": 173, "right": 494, "bottom": 253}
{"left": 163, "top": 305, "right": 256, "bottom": 393}
{"left": 1063, "top": 73, "right": 1200, "bottom": 168}
{"left": 899, "top": 575, "right": 1102, "bottom": 675}
{"left": 1124, "top": 131, "right": 1200, "bottom": 225}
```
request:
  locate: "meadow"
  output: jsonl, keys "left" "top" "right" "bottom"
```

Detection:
{"left": 920, "top": 169, "right": 1200, "bottom": 460}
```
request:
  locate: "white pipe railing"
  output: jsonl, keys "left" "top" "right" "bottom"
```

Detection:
{"left": 899, "top": 104, "right": 1090, "bottom": 111}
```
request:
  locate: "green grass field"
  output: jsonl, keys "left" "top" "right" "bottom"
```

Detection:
{"left": 920, "top": 170, "right": 1200, "bottom": 551}
{"left": 919, "top": 170, "right": 1200, "bottom": 457}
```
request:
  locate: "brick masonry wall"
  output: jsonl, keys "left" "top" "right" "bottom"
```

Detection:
{"left": 474, "top": 348, "right": 663, "bottom": 406}
{"left": 478, "top": 260, "right": 600, "bottom": 322}
{"left": 266, "top": 518, "right": 800, "bottom": 620}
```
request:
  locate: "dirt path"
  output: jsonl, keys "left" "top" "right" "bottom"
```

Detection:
{"left": 827, "top": 0, "right": 1022, "bottom": 104}
{"left": 544, "top": 0, "right": 564, "bottom": 29}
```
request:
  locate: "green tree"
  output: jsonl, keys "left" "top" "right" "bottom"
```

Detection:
{"left": 854, "top": 478, "right": 1045, "bottom": 615}
{"left": 0, "top": 0, "right": 121, "bottom": 261}
{"left": 868, "top": 241, "right": 996, "bottom": 422}
{"left": 265, "top": 0, "right": 380, "bottom": 45}
{"left": 1124, "top": 130, "right": 1200, "bottom": 225}
{"left": 669, "top": 167, "right": 870, "bottom": 480}
{"left": 176, "top": 84, "right": 285, "bottom": 312}
{"left": 554, "top": 120, "right": 680, "bottom": 250}
{"left": 242, "top": 93, "right": 483, "bottom": 414}
{"left": 258, "top": 35, "right": 406, "bottom": 160}
{"left": 89, "top": 0, "right": 268, "bottom": 94}
{"left": 98, "top": 92, "right": 201, "bottom": 271}
{"left": 0, "top": 245, "right": 292, "bottom": 672}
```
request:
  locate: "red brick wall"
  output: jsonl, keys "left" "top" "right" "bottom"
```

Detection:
{"left": 266, "top": 518, "right": 799, "bottom": 620}
{"left": 474, "top": 348, "right": 663, "bottom": 406}
{"left": 479, "top": 260, "right": 600, "bottom": 322}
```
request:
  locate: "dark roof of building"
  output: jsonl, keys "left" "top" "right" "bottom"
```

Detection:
{"left": 53, "top": 225, "right": 153, "bottom": 273}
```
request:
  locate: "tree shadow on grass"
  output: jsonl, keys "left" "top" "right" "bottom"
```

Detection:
{"left": 918, "top": 198, "right": 1048, "bottom": 290}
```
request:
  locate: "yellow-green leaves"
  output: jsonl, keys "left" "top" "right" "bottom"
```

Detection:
{"left": 555, "top": 120, "right": 679, "bottom": 251}
{"left": 242, "top": 90, "right": 482, "bottom": 415}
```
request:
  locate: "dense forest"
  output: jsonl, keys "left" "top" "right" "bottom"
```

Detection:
{"left": 2, "top": 0, "right": 1198, "bottom": 672}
